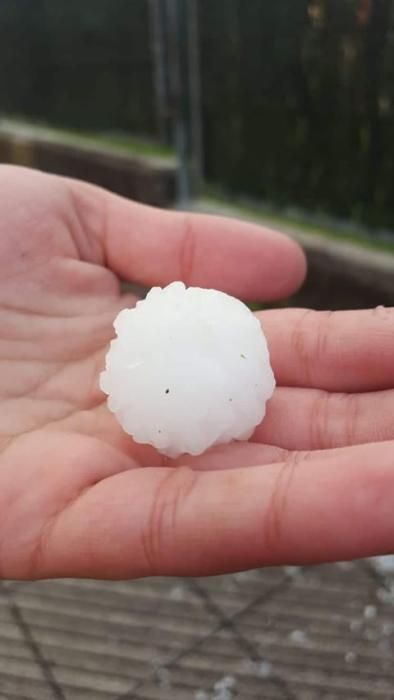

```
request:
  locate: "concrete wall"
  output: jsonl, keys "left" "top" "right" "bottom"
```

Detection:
{"left": 286, "top": 230, "right": 394, "bottom": 311}
{"left": 0, "top": 123, "right": 176, "bottom": 208}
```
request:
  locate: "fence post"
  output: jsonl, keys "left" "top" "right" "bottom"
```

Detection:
{"left": 187, "top": 0, "right": 204, "bottom": 195}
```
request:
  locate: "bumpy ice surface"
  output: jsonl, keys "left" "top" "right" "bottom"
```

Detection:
{"left": 100, "top": 282, "right": 275, "bottom": 458}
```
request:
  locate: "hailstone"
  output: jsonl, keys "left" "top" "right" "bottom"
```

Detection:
{"left": 100, "top": 281, "right": 275, "bottom": 458}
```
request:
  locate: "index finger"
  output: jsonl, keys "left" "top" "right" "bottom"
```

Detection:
{"left": 67, "top": 179, "right": 306, "bottom": 301}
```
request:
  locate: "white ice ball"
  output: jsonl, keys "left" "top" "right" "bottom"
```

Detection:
{"left": 100, "top": 282, "right": 275, "bottom": 458}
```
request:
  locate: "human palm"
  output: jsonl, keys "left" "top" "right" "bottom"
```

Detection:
{"left": 0, "top": 165, "right": 393, "bottom": 581}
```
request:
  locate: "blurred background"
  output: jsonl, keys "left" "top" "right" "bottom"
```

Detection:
{"left": 0, "top": 2, "right": 394, "bottom": 699}
{"left": 0, "top": 0, "right": 393, "bottom": 309}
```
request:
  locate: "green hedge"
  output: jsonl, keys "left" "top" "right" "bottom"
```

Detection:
{"left": 0, "top": 0, "right": 155, "bottom": 133}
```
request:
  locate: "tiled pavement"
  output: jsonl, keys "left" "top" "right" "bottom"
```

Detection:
{"left": 1, "top": 558, "right": 394, "bottom": 699}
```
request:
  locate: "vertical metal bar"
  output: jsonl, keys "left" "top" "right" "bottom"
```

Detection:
{"left": 187, "top": 0, "right": 204, "bottom": 195}
{"left": 166, "top": 0, "right": 190, "bottom": 205}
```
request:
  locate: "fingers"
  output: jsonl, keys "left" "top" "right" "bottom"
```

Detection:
{"left": 261, "top": 307, "right": 394, "bottom": 392}
{"left": 172, "top": 441, "right": 286, "bottom": 470}
{"left": 254, "top": 387, "right": 394, "bottom": 450}
{"left": 33, "top": 441, "right": 394, "bottom": 578}
{"left": 66, "top": 179, "right": 306, "bottom": 301}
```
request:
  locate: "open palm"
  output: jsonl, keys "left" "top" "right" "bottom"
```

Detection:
{"left": 0, "top": 165, "right": 393, "bottom": 581}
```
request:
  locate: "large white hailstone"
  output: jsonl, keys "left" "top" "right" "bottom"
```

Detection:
{"left": 100, "top": 282, "right": 275, "bottom": 458}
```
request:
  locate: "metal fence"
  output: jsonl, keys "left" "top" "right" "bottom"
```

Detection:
{"left": 1, "top": 0, "right": 394, "bottom": 229}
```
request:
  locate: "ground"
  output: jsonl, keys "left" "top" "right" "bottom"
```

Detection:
{"left": 1, "top": 558, "right": 394, "bottom": 699}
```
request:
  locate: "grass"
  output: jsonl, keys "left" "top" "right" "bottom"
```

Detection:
{"left": 0, "top": 114, "right": 175, "bottom": 161}
{"left": 202, "top": 190, "right": 394, "bottom": 256}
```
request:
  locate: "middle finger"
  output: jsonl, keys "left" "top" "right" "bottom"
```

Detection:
{"left": 254, "top": 386, "right": 394, "bottom": 450}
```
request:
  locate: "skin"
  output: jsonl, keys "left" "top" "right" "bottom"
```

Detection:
{"left": 0, "top": 165, "right": 393, "bottom": 581}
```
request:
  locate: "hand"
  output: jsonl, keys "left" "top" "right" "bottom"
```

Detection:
{"left": 0, "top": 166, "right": 389, "bottom": 582}
{"left": 0, "top": 164, "right": 304, "bottom": 579}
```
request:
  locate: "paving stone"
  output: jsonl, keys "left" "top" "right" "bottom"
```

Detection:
{"left": 1, "top": 562, "right": 394, "bottom": 699}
